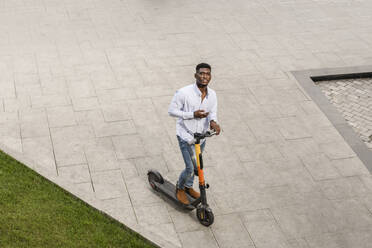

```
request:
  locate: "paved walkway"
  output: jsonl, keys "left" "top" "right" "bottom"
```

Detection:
{"left": 1, "top": 0, "right": 372, "bottom": 247}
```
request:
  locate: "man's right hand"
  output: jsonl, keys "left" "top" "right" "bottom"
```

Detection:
{"left": 194, "top": 110, "right": 209, "bottom": 118}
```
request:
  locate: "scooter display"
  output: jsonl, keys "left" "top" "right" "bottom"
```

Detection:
{"left": 147, "top": 131, "right": 216, "bottom": 226}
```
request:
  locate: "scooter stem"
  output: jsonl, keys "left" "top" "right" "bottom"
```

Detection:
{"left": 195, "top": 143, "right": 205, "bottom": 186}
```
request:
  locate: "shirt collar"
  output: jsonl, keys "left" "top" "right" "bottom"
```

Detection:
{"left": 193, "top": 83, "right": 209, "bottom": 98}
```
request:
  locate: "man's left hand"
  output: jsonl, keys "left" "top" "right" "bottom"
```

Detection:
{"left": 210, "top": 121, "right": 221, "bottom": 135}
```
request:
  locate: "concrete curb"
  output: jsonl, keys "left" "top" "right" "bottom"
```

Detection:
{"left": 292, "top": 65, "right": 372, "bottom": 173}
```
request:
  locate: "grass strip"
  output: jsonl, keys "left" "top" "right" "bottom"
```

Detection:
{"left": 0, "top": 150, "right": 156, "bottom": 248}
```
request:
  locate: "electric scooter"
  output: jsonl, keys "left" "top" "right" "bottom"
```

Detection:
{"left": 147, "top": 131, "right": 216, "bottom": 226}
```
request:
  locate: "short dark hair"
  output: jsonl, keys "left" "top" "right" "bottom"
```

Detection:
{"left": 196, "top": 63, "right": 211, "bottom": 72}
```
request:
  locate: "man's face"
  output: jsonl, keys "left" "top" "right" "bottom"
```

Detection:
{"left": 195, "top": 68, "right": 211, "bottom": 87}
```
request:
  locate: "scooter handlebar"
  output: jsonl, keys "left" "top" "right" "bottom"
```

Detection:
{"left": 188, "top": 130, "right": 217, "bottom": 144}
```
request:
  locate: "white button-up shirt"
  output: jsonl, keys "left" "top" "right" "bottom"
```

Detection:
{"left": 168, "top": 83, "right": 218, "bottom": 143}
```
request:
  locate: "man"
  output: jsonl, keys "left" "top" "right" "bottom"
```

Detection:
{"left": 168, "top": 63, "right": 221, "bottom": 205}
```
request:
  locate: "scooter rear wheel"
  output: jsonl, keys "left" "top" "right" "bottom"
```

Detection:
{"left": 147, "top": 170, "right": 164, "bottom": 190}
{"left": 196, "top": 207, "right": 214, "bottom": 226}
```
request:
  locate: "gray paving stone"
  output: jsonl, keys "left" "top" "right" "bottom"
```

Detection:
{"left": 75, "top": 109, "right": 104, "bottom": 125}
{"left": 141, "top": 223, "right": 181, "bottom": 248}
{"left": 125, "top": 176, "right": 163, "bottom": 206}
{"left": 248, "top": 85, "right": 278, "bottom": 105}
{"left": 0, "top": 80, "right": 16, "bottom": 98}
{"left": 305, "top": 233, "right": 345, "bottom": 248}
{"left": 267, "top": 78, "right": 299, "bottom": 91}
{"left": 50, "top": 125, "right": 95, "bottom": 166}
{"left": 30, "top": 94, "right": 71, "bottom": 108}
{"left": 0, "top": 122, "right": 20, "bottom": 142}
{"left": 319, "top": 141, "right": 356, "bottom": 160}
{"left": 287, "top": 238, "right": 310, "bottom": 248}
{"left": 3, "top": 97, "right": 31, "bottom": 112}
{"left": 277, "top": 138, "right": 321, "bottom": 160}
{"left": 305, "top": 230, "right": 372, "bottom": 248}
{"left": 213, "top": 189, "right": 265, "bottom": 214}
{"left": 46, "top": 106, "right": 77, "bottom": 128}
{"left": 112, "top": 134, "right": 146, "bottom": 159}
{"left": 162, "top": 150, "right": 185, "bottom": 172}
{"left": 134, "top": 203, "right": 172, "bottom": 225}
{"left": 67, "top": 182, "right": 95, "bottom": 200}
{"left": 179, "top": 229, "right": 219, "bottom": 248}
{"left": 20, "top": 121, "right": 50, "bottom": 139}
{"left": 277, "top": 103, "right": 306, "bottom": 118}
{"left": 276, "top": 159, "right": 317, "bottom": 193}
{"left": 244, "top": 219, "right": 290, "bottom": 248}
{"left": 259, "top": 104, "right": 283, "bottom": 119}
{"left": 361, "top": 193, "right": 372, "bottom": 213}
{"left": 239, "top": 209, "right": 275, "bottom": 224}
{"left": 93, "top": 120, "right": 137, "bottom": 138}
{"left": 57, "top": 164, "right": 90, "bottom": 184}
{"left": 279, "top": 88, "right": 308, "bottom": 104}
{"left": 139, "top": 129, "right": 174, "bottom": 156}
{"left": 135, "top": 85, "right": 174, "bottom": 98}
{"left": 199, "top": 138, "right": 233, "bottom": 161}
{"left": 71, "top": 97, "right": 100, "bottom": 111}
{"left": 90, "top": 70, "right": 119, "bottom": 91}
{"left": 300, "top": 101, "right": 324, "bottom": 115}
{"left": 214, "top": 155, "right": 248, "bottom": 179}
{"left": 40, "top": 76, "right": 68, "bottom": 95}
{"left": 100, "top": 197, "right": 137, "bottom": 227}
{"left": 0, "top": 135, "right": 22, "bottom": 154}
{"left": 246, "top": 142, "right": 284, "bottom": 162}
{"left": 242, "top": 161, "right": 286, "bottom": 189}
{"left": 275, "top": 117, "right": 312, "bottom": 140}
{"left": 119, "top": 159, "right": 138, "bottom": 179}
{"left": 233, "top": 145, "right": 255, "bottom": 162}
{"left": 100, "top": 102, "right": 131, "bottom": 122}
{"left": 84, "top": 138, "right": 120, "bottom": 172}
{"left": 133, "top": 155, "right": 168, "bottom": 176}
{"left": 247, "top": 118, "right": 282, "bottom": 143}
{"left": 261, "top": 186, "right": 326, "bottom": 209}
{"left": 317, "top": 177, "right": 369, "bottom": 200}
{"left": 359, "top": 175, "right": 372, "bottom": 192}
{"left": 330, "top": 198, "right": 372, "bottom": 231}
{"left": 0, "top": 112, "right": 17, "bottom": 124}
{"left": 14, "top": 74, "right": 42, "bottom": 98}
{"left": 309, "top": 126, "right": 345, "bottom": 144}
{"left": 212, "top": 213, "right": 254, "bottom": 248}
{"left": 168, "top": 209, "right": 205, "bottom": 233}
{"left": 97, "top": 88, "right": 137, "bottom": 104}
{"left": 331, "top": 157, "right": 370, "bottom": 177}
{"left": 299, "top": 112, "right": 334, "bottom": 130}
{"left": 300, "top": 153, "right": 341, "bottom": 181}
{"left": 22, "top": 136, "right": 56, "bottom": 177}
{"left": 91, "top": 170, "right": 127, "bottom": 200}
{"left": 19, "top": 108, "right": 47, "bottom": 123}
{"left": 128, "top": 98, "right": 162, "bottom": 128}
{"left": 271, "top": 203, "right": 328, "bottom": 240}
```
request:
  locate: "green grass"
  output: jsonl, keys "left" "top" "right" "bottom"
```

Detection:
{"left": 0, "top": 150, "right": 156, "bottom": 248}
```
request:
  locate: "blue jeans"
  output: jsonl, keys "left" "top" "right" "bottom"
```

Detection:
{"left": 177, "top": 136, "right": 205, "bottom": 190}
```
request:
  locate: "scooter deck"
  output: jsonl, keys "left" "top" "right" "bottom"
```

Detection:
{"left": 154, "top": 179, "right": 196, "bottom": 210}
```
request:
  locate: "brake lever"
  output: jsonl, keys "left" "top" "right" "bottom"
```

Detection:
{"left": 206, "top": 130, "right": 217, "bottom": 137}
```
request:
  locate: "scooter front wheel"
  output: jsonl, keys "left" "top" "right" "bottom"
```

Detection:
{"left": 147, "top": 170, "right": 164, "bottom": 191}
{"left": 196, "top": 206, "right": 214, "bottom": 226}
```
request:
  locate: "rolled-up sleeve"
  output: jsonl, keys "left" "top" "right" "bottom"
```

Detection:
{"left": 168, "top": 91, "right": 194, "bottom": 119}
